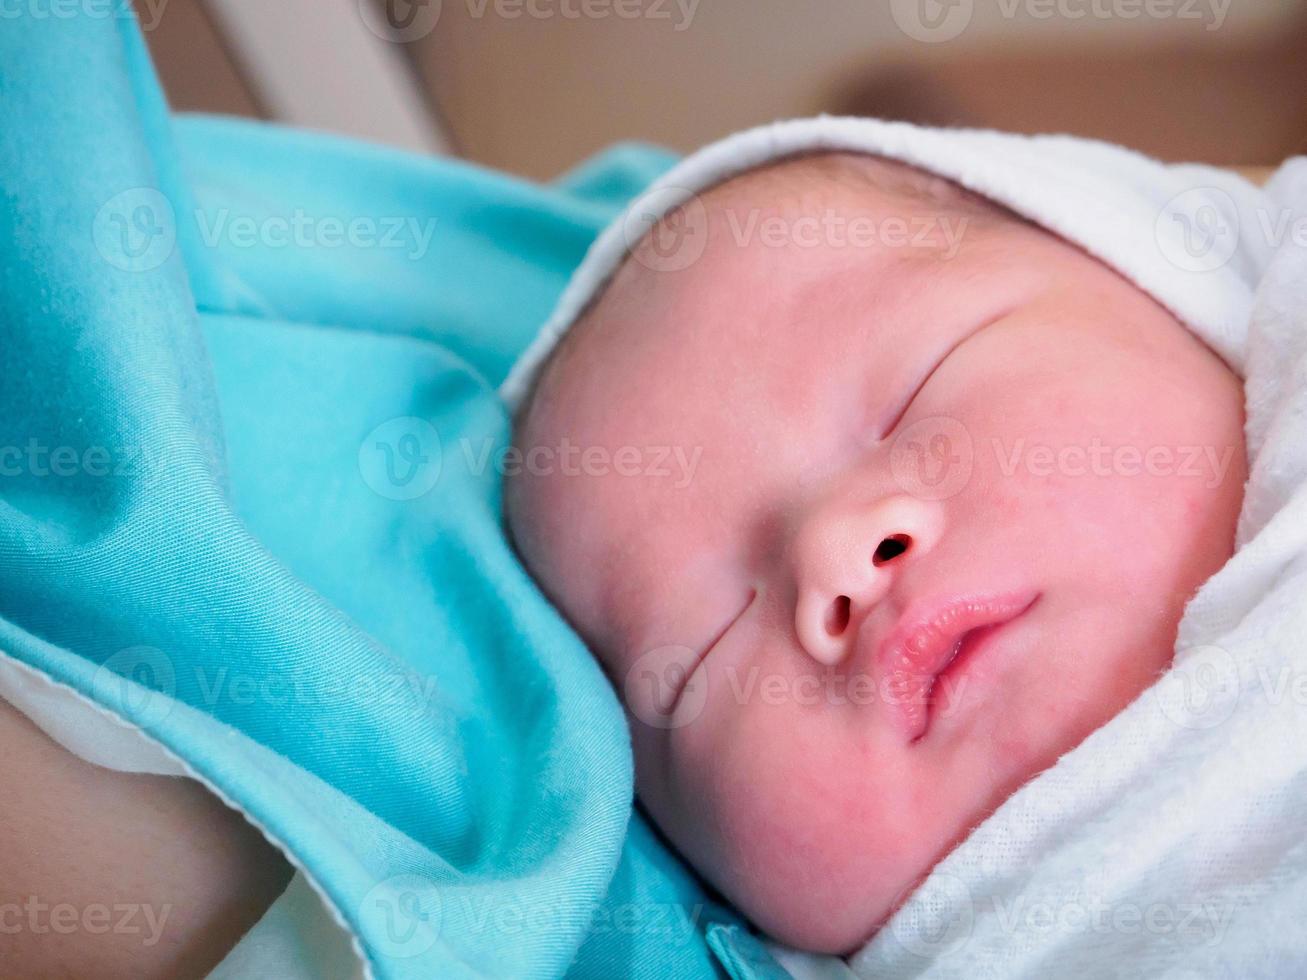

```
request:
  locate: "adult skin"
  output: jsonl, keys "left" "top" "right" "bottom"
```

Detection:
{"left": 0, "top": 697, "right": 292, "bottom": 979}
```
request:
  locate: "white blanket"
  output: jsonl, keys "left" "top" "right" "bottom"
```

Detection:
{"left": 502, "top": 116, "right": 1307, "bottom": 978}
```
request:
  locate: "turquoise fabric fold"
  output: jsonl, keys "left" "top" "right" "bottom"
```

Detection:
{"left": 0, "top": 8, "right": 765, "bottom": 977}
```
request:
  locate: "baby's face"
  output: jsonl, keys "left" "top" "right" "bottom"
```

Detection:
{"left": 507, "top": 156, "right": 1246, "bottom": 953}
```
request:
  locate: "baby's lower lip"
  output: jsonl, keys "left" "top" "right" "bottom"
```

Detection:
{"left": 924, "top": 622, "right": 1010, "bottom": 729}
{"left": 874, "top": 590, "right": 1040, "bottom": 744}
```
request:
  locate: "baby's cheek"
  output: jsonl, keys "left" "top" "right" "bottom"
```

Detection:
{"left": 965, "top": 400, "right": 1194, "bottom": 589}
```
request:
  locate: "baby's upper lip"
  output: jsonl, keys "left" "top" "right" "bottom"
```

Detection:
{"left": 863, "top": 589, "right": 1040, "bottom": 743}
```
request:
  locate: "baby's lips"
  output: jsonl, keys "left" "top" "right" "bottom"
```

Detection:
{"left": 866, "top": 589, "right": 1040, "bottom": 743}
{"left": 623, "top": 644, "right": 710, "bottom": 729}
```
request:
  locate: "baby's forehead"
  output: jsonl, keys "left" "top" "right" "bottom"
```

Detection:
{"left": 616, "top": 153, "right": 1015, "bottom": 298}
{"left": 518, "top": 153, "right": 1024, "bottom": 445}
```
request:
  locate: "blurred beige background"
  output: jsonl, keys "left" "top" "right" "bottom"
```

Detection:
{"left": 146, "top": 0, "right": 1307, "bottom": 180}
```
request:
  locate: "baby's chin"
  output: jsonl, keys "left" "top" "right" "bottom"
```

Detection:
{"left": 642, "top": 762, "right": 958, "bottom": 955}
{"left": 689, "top": 817, "right": 914, "bottom": 955}
{"left": 741, "top": 874, "right": 899, "bottom": 956}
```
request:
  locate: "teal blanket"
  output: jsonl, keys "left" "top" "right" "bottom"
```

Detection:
{"left": 0, "top": 9, "right": 788, "bottom": 978}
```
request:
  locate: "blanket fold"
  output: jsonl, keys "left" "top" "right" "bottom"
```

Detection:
{"left": 0, "top": 9, "right": 738, "bottom": 979}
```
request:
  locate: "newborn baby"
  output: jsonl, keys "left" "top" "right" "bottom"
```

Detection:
{"left": 505, "top": 149, "right": 1246, "bottom": 954}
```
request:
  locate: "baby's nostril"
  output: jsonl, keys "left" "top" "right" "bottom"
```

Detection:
{"left": 873, "top": 534, "right": 912, "bottom": 567}
{"left": 824, "top": 595, "right": 851, "bottom": 637}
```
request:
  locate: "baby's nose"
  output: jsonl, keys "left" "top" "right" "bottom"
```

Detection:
{"left": 792, "top": 494, "right": 943, "bottom": 666}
